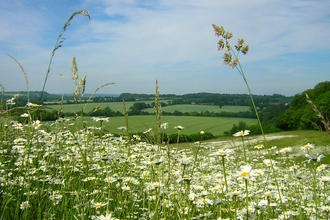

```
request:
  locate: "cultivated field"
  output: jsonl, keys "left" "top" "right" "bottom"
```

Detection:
{"left": 143, "top": 104, "right": 250, "bottom": 113}
{"left": 46, "top": 103, "right": 250, "bottom": 114}
{"left": 46, "top": 101, "right": 155, "bottom": 113}
{"left": 81, "top": 115, "right": 257, "bottom": 136}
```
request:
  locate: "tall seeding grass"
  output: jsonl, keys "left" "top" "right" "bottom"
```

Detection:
{"left": 1, "top": 12, "right": 330, "bottom": 220}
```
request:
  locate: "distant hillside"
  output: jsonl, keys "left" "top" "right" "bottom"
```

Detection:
{"left": 118, "top": 92, "right": 292, "bottom": 107}
{"left": 275, "top": 81, "right": 330, "bottom": 131}
{"left": 2, "top": 90, "right": 292, "bottom": 107}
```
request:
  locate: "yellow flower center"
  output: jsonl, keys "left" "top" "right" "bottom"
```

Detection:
{"left": 241, "top": 171, "right": 249, "bottom": 177}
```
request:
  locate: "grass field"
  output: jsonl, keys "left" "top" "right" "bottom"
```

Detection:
{"left": 75, "top": 115, "right": 257, "bottom": 136}
{"left": 143, "top": 104, "right": 250, "bottom": 113}
{"left": 46, "top": 101, "right": 155, "bottom": 113}
{"left": 46, "top": 102, "right": 250, "bottom": 114}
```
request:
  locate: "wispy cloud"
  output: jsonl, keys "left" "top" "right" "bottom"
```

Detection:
{"left": 0, "top": 0, "right": 329, "bottom": 95}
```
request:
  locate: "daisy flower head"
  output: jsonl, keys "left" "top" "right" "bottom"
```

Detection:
{"left": 320, "top": 176, "right": 330, "bottom": 183}
{"left": 301, "top": 143, "right": 315, "bottom": 152}
{"left": 117, "top": 126, "right": 127, "bottom": 131}
{"left": 92, "top": 117, "right": 109, "bottom": 122}
{"left": 209, "top": 148, "right": 234, "bottom": 157}
{"left": 174, "top": 125, "right": 185, "bottom": 130}
{"left": 321, "top": 206, "right": 330, "bottom": 214}
{"left": 263, "top": 159, "right": 278, "bottom": 167}
{"left": 317, "top": 164, "right": 327, "bottom": 172}
{"left": 254, "top": 143, "right": 264, "bottom": 149}
{"left": 95, "top": 212, "right": 117, "bottom": 220}
{"left": 92, "top": 202, "right": 107, "bottom": 209}
{"left": 160, "top": 122, "right": 169, "bottom": 129}
{"left": 32, "top": 120, "right": 41, "bottom": 129}
{"left": 20, "top": 201, "right": 30, "bottom": 210}
{"left": 20, "top": 113, "right": 29, "bottom": 118}
{"left": 6, "top": 98, "right": 15, "bottom": 105}
{"left": 26, "top": 102, "right": 41, "bottom": 107}
{"left": 233, "top": 130, "right": 250, "bottom": 137}
{"left": 133, "top": 134, "right": 141, "bottom": 141}
{"left": 237, "top": 165, "right": 254, "bottom": 179}
{"left": 305, "top": 153, "right": 325, "bottom": 163}
{"left": 279, "top": 147, "right": 293, "bottom": 154}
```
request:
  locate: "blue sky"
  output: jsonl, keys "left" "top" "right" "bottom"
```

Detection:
{"left": 0, "top": 0, "right": 329, "bottom": 96}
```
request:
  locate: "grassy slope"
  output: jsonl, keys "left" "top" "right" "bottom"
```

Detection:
{"left": 180, "top": 130, "right": 330, "bottom": 163}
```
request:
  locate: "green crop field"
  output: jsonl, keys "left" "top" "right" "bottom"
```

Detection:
{"left": 81, "top": 115, "right": 257, "bottom": 136}
{"left": 144, "top": 104, "right": 250, "bottom": 113}
{"left": 46, "top": 102, "right": 250, "bottom": 114}
{"left": 46, "top": 101, "right": 154, "bottom": 113}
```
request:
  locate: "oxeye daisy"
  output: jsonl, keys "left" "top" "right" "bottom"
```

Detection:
{"left": 32, "top": 120, "right": 41, "bottom": 129}
{"left": 233, "top": 130, "right": 250, "bottom": 137}
{"left": 92, "top": 117, "right": 109, "bottom": 122}
{"left": 279, "top": 147, "right": 293, "bottom": 154}
{"left": 95, "top": 212, "right": 117, "bottom": 220}
{"left": 160, "top": 122, "right": 169, "bottom": 129}
{"left": 209, "top": 148, "right": 234, "bottom": 157}
{"left": 317, "top": 164, "right": 327, "bottom": 172}
{"left": 301, "top": 143, "right": 315, "bottom": 151}
{"left": 20, "top": 113, "right": 29, "bottom": 118}
{"left": 254, "top": 143, "right": 264, "bottom": 149}
{"left": 174, "top": 125, "right": 185, "bottom": 130}
{"left": 20, "top": 201, "right": 30, "bottom": 210}
{"left": 237, "top": 165, "right": 254, "bottom": 179}
{"left": 92, "top": 202, "right": 107, "bottom": 209}
{"left": 263, "top": 159, "right": 278, "bottom": 167}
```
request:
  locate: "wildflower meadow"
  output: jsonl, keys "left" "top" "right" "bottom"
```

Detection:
{"left": 1, "top": 11, "right": 330, "bottom": 220}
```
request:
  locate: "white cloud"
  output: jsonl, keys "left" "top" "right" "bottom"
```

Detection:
{"left": 0, "top": 0, "right": 329, "bottom": 96}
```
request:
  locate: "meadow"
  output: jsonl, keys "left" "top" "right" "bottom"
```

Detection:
{"left": 75, "top": 115, "right": 257, "bottom": 136}
{"left": 46, "top": 103, "right": 250, "bottom": 115}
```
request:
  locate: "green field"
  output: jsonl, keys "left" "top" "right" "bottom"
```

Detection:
{"left": 45, "top": 103, "right": 255, "bottom": 136}
{"left": 80, "top": 115, "right": 257, "bottom": 136}
{"left": 46, "top": 101, "right": 154, "bottom": 113}
{"left": 46, "top": 102, "right": 250, "bottom": 114}
{"left": 144, "top": 104, "right": 250, "bottom": 113}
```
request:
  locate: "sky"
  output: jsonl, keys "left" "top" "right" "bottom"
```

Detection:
{"left": 0, "top": 0, "right": 330, "bottom": 96}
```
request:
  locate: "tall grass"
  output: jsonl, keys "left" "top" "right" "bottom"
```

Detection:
{"left": 40, "top": 10, "right": 90, "bottom": 104}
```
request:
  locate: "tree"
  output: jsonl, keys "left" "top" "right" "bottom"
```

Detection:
{"left": 276, "top": 81, "right": 330, "bottom": 131}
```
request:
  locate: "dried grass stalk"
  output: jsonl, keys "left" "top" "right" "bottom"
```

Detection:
{"left": 306, "top": 93, "right": 330, "bottom": 134}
